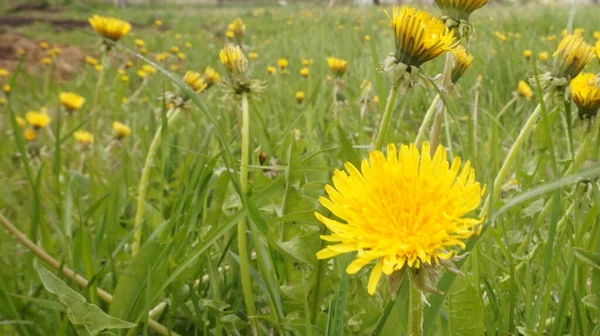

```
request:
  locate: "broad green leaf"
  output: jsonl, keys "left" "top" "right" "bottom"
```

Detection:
{"left": 448, "top": 277, "right": 484, "bottom": 336}
{"left": 37, "top": 267, "right": 136, "bottom": 335}
{"left": 109, "top": 242, "right": 169, "bottom": 322}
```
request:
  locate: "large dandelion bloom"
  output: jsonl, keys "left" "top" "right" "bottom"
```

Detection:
{"left": 316, "top": 142, "right": 484, "bottom": 295}
{"left": 434, "top": 0, "right": 488, "bottom": 22}
{"left": 387, "top": 7, "right": 455, "bottom": 68}
{"left": 59, "top": 92, "right": 85, "bottom": 113}
{"left": 327, "top": 57, "right": 349, "bottom": 77}
{"left": 571, "top": 72, "right": 600, "bottom": 119}
{"left": 88, "top": 15, "right": 132, "bottom": 41}
{"left": 552, "top": 34, "right": 595, "bottom": 80}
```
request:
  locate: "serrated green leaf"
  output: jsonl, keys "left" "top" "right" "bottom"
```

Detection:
{"left": 37, "top": 267, "right": 136, "bottom": 335}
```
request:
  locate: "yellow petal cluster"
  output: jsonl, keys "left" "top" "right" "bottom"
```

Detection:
{"left": 219, "top": 45, "right": 247, "bottom": 75}
{"left": 73, "top": 130, "right": 94, "bottom": 144}
{"left": 296, "top": 91, "right": 305, "bottom": 104}
{"left": 451, "top": 45, "right": 474, "bottom": 83}
{"left": 552, "top": 34, "right": 595, "bottom": 80}
{"left": 59, "top": 92, "right": 86, "bottom": 112}
{"left": 88, "top": 15, "right": 132, "bottom": 41}
{"left": 316, "top": 142, "right": 484, "bottom": 295}
{"left": 387, "top": 6, "right": 455, "bottom": 67}
{"left": 183, "top": 71, "right": 208, "bottom": 93}
{"left": 517, "top": 80, "right": 533, "bottom": 99}
{"left": 570, "top": 72, "right": 600, "bottom": 118}
{"left": 112, "top": 121, "right": 132, "bottom": 140}
{"left": 327, "top": 57, "right": 349, "bottom": 77}
{"left": 25, "top": 111, "right": 52, "bottom": 129}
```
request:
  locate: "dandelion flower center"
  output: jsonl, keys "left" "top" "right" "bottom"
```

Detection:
{"left": 316, "top": 142, "right": 484, "bottom": 295}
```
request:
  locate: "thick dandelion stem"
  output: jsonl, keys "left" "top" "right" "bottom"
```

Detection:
{"left": 415, "top": 94, "right": 442, "bottom": 147}
{"left": 238, "top": 93, "right": 258, "bottom": 336}
{"left": 132, "top": 107, "right": 180, "bottom": 256}
{"left": 373, "top": 79, "right": 401, "bottom": 150}
{"left": 408, "top": 277, "right": 423, "bottom": 336}
{"left": 481, "top": 92, "right": 552, "bottom": 216}
{"left": 92, "top": 49, "right": 108, "bottom": 139}
{"left": 0, "top": 213, "right": 180, "bottom": 336}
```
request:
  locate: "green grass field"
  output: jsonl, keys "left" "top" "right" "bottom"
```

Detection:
{"left": 2, "top": 2, "right": 600, "bottom": 335}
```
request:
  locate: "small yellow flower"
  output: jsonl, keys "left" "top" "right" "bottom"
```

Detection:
{"left": 89, "top": 15, "right": 132, "bottom": 41}
{"left": 137, "top": 70, "right": 148, "bottom": 79}
{"left": 134, "top": 39, "right": 145, "bottom": 47}
{"left": 219, "top": 45, "right": 247, "bottom": 75}
{"left": 42, "top": 57, "right": 52, "bottom": 65}
{"left": 184, "top": 70, "right": 208, "bottom": 93}
{"left": 267, "top": 66, "right": 276, "bottom": 75}
{"left": 596, "top": 40, "right": 600, "bottom": 63}
{"left": 16, "top": 116, "right": 27, "bottom": 128}
{"left": 94, "top": 64, "right": 103, "bottom": 72}
{"left": 225, "top": 31, "right": 235, "bottom": 39}
{"left": 249, "top": 52, "right": 259, "bottom": 60}
{"left": 373, "top": 96, "right": 380, "bottom": 104}
{"left": 154, "top": 20, "right": 163, "bottom": 27}
{"left": 85, "top": 56, "right": 99, "bottom": 66}
{"left": 570, "top": 72, "right": 600, "bottom": 119}
{"left": 2, "top": 84, "right": 10, "bottom": 93}
{"left": 494, "top": 31, "right": 507, "bottom": 42}
{"left": 203, "top": 67, "right": 221, "bottom": 87}
{"left": 142, "top": 64, "right": 156, "bottom": 75}
{"left": 316, "top": 142, "right": 484, "bottom": 295}
{"left": 125, "top": 61, "right": 134, "bottom": 68}
{"left": 47, "top": 47, "right": 61, "bottom": 58}
{"left": 434, "top": 0, "right": 488, "bottom": 21}
{"left": 0, "top": 68, "right": 9, "bottom": 77}
{"left": 302, "top": 58, "right": 312, "bottom": 66}
{"left": 24, "top": 129, "right": 37, "bottom": 141}
{"left": 451, "top": 45, "right": 474, "bottom": 83}
{"left": 300, "top": 67, "right": 309, "bottom": 78}
{"left": 364, "top": 34, "right": 371, "bottom": 42}
{"left": 547, "top": 34, "right": 557, "bottom": 42}
{"left": 175, "top": 34, "right": 182, "bottom": 40}
{"left": 523, "top": 49, "right": 533, "bottom": 60}
{"left": 539, "top": 52, "right": 549, "bottom": 62}
{"left": 594, "top": 31, "right": 600, "bottom": 40}
{"left": 112, "top": 121, "right": 132, "bottom": 140}
{"left": 228, "top": 18, "right": 246, "bottom": 37}
{"left": 39, "top": 41, "right": 49, "bottom": 49}
{"left": 553, "top": 34, "right": 595, "bottom": 79}
{"left": 170, "top": 46, "right": 180, "bottom": 54}
{"left": 387, "top": 6, "right": 455, "bottom": 67}
{"left": 155, "top": 53, "right": 168, "bottom": 62}
{"left": 277, "top": 58, "right": 289, "bottom": 70}
{"left": 296, "top": 91, "right": 305, "bottom": 104}
{"left": 73, "top": 130, "right": 94, "bottom": 145}
{"left": 185, "top": 42, "right": 192, "bottom": 48}
{"left": 327, "top": 56, "right": 348, "bottom": 77}
{"left": 264, "top": 39, "right": 271, "bottom": 45}
{"left": 121, "top": 75, "right": 129, "bottom": 82}
{"left": 25, "top": 111, "right": 52, "bottom": 129}
{"left": 139, "top": 48, "right": 148, "bottom": 55}
{"left": 16, "top": 48, "right": 26, "bottom": 56}
{"left": 517, "top": 80, "right": 533, "bottom": 99}
{"left": 286, "top": 20, "right": 293, "bottom": 26}
{"left": 59, "top": 92, "right": 86, "bottom": 112}
{"left": 177, "top": 52, "right": 186, "bottom": 60}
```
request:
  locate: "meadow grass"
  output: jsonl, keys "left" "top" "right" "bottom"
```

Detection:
{"left": 1, "top": 2, "right": 600, "bottom": 335}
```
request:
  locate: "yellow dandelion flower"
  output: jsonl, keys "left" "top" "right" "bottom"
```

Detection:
{"left": 112, "top": 121, "right": 132, "bottom": 140}
{"left": 228, "top": 18, "right": 246, "bottom": 37}
{"left": 88, "top": 15, "right": 132, "bottom": 41}
{"left": 175, "top": 34, "right": 182, "bottom": 40}
{"left": 184, "top": 70, "right": 208, "bottom": 93}
{"left": 170, "top": 46, "right": 180, "bottom": 54}
{"left": 494, "top": 31, "right": 507, "bottom": 42}
{"left": 73, "top": 130, "right": 94, "bottom": 145}
{"left": 300, "top": 67, "right": 310, "bottom": 78}
{"left": 25, "top": 111, "right": 52, "bottom": 129}
{"left": 547, "top": 34, "right": 557, "bottom": 42}
{"left": 570, "top": 72, "right": 600, "bottom": 119}
{"left": 142, "top": 64, "right": 156, "bottom": 75}
{"left": 185, "top": 42, "right": 192, "bottom": 48}
{"left": 523, "top": 49, "right": 533, "bottom": 60}
{"left": 302, "top": 58, "right": 312, "bottom": 66}
{"left": 42, "top": 58, "right": 52, "bottom": 65}
{"left": 85, "top": 56, "right": 99, "bottom": 66}
{"left": 0, "top": 68, "right": 9, "bottom": 77}
{"left": 594, "top": 31, "right": 600, "bottom": 40}
{"left": 267, "top": 66, "right": 276, "bottom": 75}
{"left": 364, "top": 34, "right": 371, "bottom": 42}
{"left": 387, "top": 6, "right": 455, "bottom": 67}
{"left": 94, "top": 64, "right": 103, "bottom": 72}
{"left": 552, "top": 34, "right": 595, "bottom": 79}
{"left": 16, "top": 48, "right": 26, "bottom": 56}
{"left": 219, "top": 45, "right": 247, "bottom": 75}
{"left": 39, "top": 41, "right": 49, "bottom": 49}
{"left": 296, "top": 91, "right": 305, "bottom": 104}
{"left": 2, "top": 84, "right": 10, "bottom": 93}
{"left": 434, "top": 0, "right": 488, "bottom": 21}
{"left": 203, "top": 66, "right": 221, "bottom": 87}
{"left": 327, "top": 57, "right": 348, "bottom": 77}
{"left": 121, "top": 75, "right": 129, "bottom": 82}
{"left": 137, "top": 70, "right": 148, "bottom": 79}
{"left": 139, "top": 48, "right": 148, "bottom": 55}
{"left": 596, "top": 40, "right": 600, "bottom": 63}
{"left": 24, "top": 129, "right": 37, "bottom": 141}
{"left": 155, "top": 53, "right": 168, "bottom": 62}
{"left": 0, "top": 97, "right": 5, "bottom": 105}
{"left": 316, "top": 142, "right": 484, "bottom": 295}
{"left": 249, "top": 52, "right": 259, "bottom": 60}
{"left": 16, "top": 116, "right": 27, "bottom": 128}
{"left": 134, "top": 39, "right": 145, "bottom": 47}
{"left": 451, "top": 45, "right": 474, "bottom": 83}
{"left": 177, "top": 52, "right": 186, "bottom": 60}
{"left": 154, "top": 20, "right": 163, "bottom": 27}
{"left": 517, "top": 80, "right": 533, "bottom": 99}
{"left": 225, "top": 31, "right": 235, "bottom": 39}
{"left": 277, "top": 58, "right": 289, "bottom": 70}
{"left": 125, "top": 60, "right": 134, "bottom": 68}
{"left": 539, "top": 51, "right": 549, "bottom": 62}
{"left": 59, "top": 92, "right": 86, "bottom": 112}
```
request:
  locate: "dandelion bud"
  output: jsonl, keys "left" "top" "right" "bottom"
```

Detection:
{"left": 451, "top": 45, "right": 474, "bottom": 83}
{"left": 552, "top": 34, "right": 594, "bottom": 80}
{"left": 112, "top": 121, "right": 132, "bottom": 140}
{"left": 539, "top": 52, "right": 549, "bottom": 62}
{"left": 267, "top": 66, "right": 276, "bottom": 75}
{"left": 296, "top": 91, "right": 305, "bottom": 105}
{"left": 277, "top": 58, "right": 289, "bottom": 71}
{"left": 523, "top": 49, "right": 533, "bottom": 60}
{"left": 516, "top": 80, "right": 533, "bottom": 100}
{"left": 219, "top": 45, "right": 248, "bottom": 75}
{"left": 300, "top": 67, "right": 309, "bottom": 78}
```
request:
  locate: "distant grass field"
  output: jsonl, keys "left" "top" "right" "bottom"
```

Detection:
{"left": 2, "top": 2, "right": 600, "bottom": 335}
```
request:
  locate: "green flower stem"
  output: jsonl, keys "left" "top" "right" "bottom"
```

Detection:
{"left": 92, "top": 49, "right": 108, "bottom": 139}
{"left": 481, "top": 92, "right": 552, "bottom": 216}
{"left": 239, "top": 93, "right": 259, "bottom": 336}
{"left": 408, "top": 277, "right": 423, "bottom": 336}
{"left": 373, "top": 78, "right": 402, "bottom": 150}
{"left": 0, "top": 213, "right": 180, "bottom": 336}
{"left": 132, "top": 107, "right": 180, "bottom": 256}
{"left": 415, "top": 94, "right": 441, "bottom": 147}
{"left": 428, "top": 53, "right": 454, "bottom": 154}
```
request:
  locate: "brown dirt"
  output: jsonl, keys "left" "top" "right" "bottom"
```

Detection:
{"left": 0, "top": 33, "right": 87, "bottom": 81}
{"left": 0, "top": 16, "right": 89, "bottom": 30}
